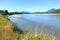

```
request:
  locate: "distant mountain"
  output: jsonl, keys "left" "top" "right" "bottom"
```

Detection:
{"left": 20, "top": 11, "right": 32, "bottom": 14}
{"left": 51, "top": 9, "right": 60, "bottom": 13}
{"left": 46, "top": 8, "right": 57, "bottom": 12}
{"left": 10, "top": 11, "right": 32, "bottom": 15}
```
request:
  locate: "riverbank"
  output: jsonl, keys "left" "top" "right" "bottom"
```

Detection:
{"left": 0, "top": 14, "right": 56, "bottom": 40}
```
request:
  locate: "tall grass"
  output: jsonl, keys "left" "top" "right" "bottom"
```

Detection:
{"left": 0, "top": 30, "right": 56, "bottom": 40}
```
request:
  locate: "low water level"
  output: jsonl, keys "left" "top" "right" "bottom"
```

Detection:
{"left": 9, "top": 14, "right": 60, "bottom": 37}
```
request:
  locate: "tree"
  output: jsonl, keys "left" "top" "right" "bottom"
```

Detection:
{"left": 0, "top": 10, "right": 4, "bottom": 14}
{"left": 5, "top": 10, "right": 8, "bottom": 13}
{"left": 4, "top": 10, "right": 9, "bottom": 15}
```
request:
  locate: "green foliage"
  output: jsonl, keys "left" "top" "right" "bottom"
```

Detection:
{"left": 0, "top": 10, "right": 9, "bottom": 15}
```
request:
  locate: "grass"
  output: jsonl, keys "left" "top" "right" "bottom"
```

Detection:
{"left": 0, "top": 14, "right": 56, "bottom": 40}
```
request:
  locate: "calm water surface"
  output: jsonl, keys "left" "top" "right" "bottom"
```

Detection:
{"left": 9, "top": 14, "right": 60, "bottom": 37}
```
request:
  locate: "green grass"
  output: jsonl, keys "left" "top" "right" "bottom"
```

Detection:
{"left": 0, "top": 14, "right": 56, "bottom": 40}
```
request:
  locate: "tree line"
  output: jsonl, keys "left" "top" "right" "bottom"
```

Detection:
{"left": 0, "top": 10, "right": 24, "bottom": 15}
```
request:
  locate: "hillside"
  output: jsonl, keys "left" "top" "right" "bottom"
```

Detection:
{"left": 51, "top": 9, "right": 60, "bottom": 13}
{"left": 0, "top": 14, "right": 21, "bottom": 40}
{"left": 0, "top": 14, "right": 13, "bottom": 31}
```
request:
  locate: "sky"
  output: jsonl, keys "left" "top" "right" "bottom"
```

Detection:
{"left": 0, "top": 0, "right": 60, "bottom": 12}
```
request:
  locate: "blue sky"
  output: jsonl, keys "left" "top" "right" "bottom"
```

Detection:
{"left": 0, "top": 0, "right": 60, "bottom": 12}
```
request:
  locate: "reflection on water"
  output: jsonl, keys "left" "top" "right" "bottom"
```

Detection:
{"left": 9, "top": 14, "right": 60, "bottom": 37}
